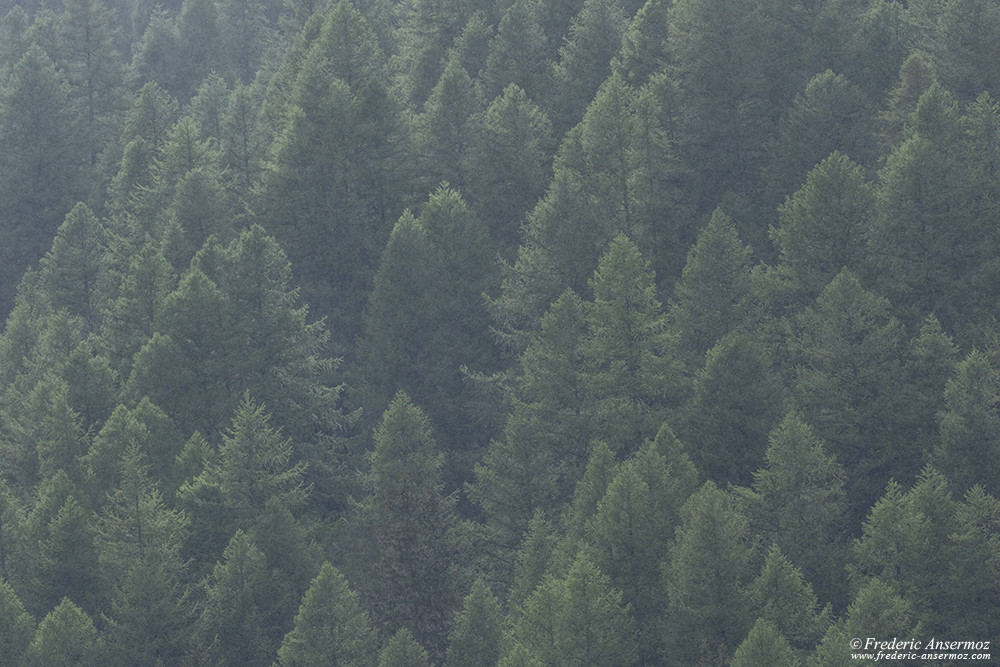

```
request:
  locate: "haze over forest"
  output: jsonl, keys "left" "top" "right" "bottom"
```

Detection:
{"left": 0, "top": 0, "right": 998, "bottom": 664}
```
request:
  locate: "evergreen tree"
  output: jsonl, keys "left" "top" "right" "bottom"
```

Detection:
{"left": 933, "top": 349, "right": 1000, "bottom": 496}
{"left": 377, "top": 628, "right": 432, "bottom": 667}
{"left": 931, "top": 0, "right": 1000, "bottom": 102}
{"left": 766, "top": 71, "right": 875, "bottom": 204}
{"left": 748, "top": 412, "right": 848, "bottom": 608}
{"left": 415, "top": 55, "right": 482, "bottom": 192}
{"left": 676, "top": 332, "right": 784, "bottom": 486}
{"left": 178, "top": 395, "right": 308, "bottom": 566}
{"left": 357, "top": 392, "right": 464, "bottom": 661}
{"left": 731, "top": 618, "right": 799, "bottom": 667}
{"left": 668, "top": 207, "right": 754, "bottom": 367}
{"left": 0, "top": 44, "right": 84, "bottom": 313}
{"left": 444, "top": 578, "right": 504, "bottom": 667}
{"left": 664, "top": 481, "right": 754, "bottom": 665}
{"left": 394, "top": 0, "right": 476, "bottom": 108}
{"left": 790, "top": 269, "right": 912, "bottom": 523}
{"left": 582, "top": 233, "right": 681, "bottom": 454}
{"left": 769, "top": 152, "right": 876, "bottom": 309}
{"left": 36, "top": 496, "right": 103, "bottom": 618}
{"left": 0, "top": 576, "right": 33, "bottom": 666}
{"left": 196, "top": 530, "right": 275, "bottom": 666}
{"left": 505, "top": 552, "right": 637, "bottom": 666}
{"left": 746, "top": 545, "right": 830, "bottom": 652}
{"left": 466, "top": 83, "right": 553, "bottom": 257}
{"left": 255, "top": 0, "right": 412, "bottom": 343}
{"left": 94, "top": 444, "right": 188, "bottom": 589}
{"left": 276, "top": 562, "right": 379, "bottom": 667}
{"left": 481, "top": 0, "right": 551, "bottom": 104}
{"left": 549, "top": 0, "right": 627, "bottom": 136}
{"left": 585, "top": 428, "right": 698, "bottom": 663}
{"left": 39, "top": 203, "right": 112, "bottom": 330}
{"left": 470, "top": 289, "right": 593, "bottom": 555}
{"left": 103, "top": 557, "right": 192, "bottom": 666}
{"left": 22, "top": 598, "right": 102, "bottom": 667}
{"left": 56, "top": 0, "right": 127, "bottom": 168}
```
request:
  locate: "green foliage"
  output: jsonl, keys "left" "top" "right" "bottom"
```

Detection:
{"left": 378, "top": 627, "right": 432, "bottom": 667}
{"left": 731, "top": 618, "right": 799, "bottom": 667}
{"left": 505, "top": 552, "right": 636, "bottom": 666}
{"left": 277, "top": 561, "right": 378, "bottom": 667}
{"left": 23, "top": 598, "right": 102, "bottom": 667}
{"left": 358, "top": 392, "right": 464, "bottom": 660}
{"left": 747, "top": 412, "right": 847, "bottom": 608}
{"left": 664, "top": 481, "right": 754, "bottom": 664}
{"left": 445, "top": 578, "right": 504, "bottom": 667}
{"left": 0, "top": 576, "right": 34, "bottom": 666}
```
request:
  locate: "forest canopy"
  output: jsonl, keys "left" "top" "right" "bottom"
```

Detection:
{"left": 1, "top": 0, "right": 999, "bottom": 663}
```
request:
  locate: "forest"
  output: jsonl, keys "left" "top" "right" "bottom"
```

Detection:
{"left": 0, "top": 0, "right": 998, "bottom": 663}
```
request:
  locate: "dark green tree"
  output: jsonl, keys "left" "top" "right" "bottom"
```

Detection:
{"left": 196, "top": 530, "right": 275, "bottom": 666}
{"left": 39, "top": 203, "right": 112, "bottom": 330}
{"left": 549, "top": 0, "right": 627, "bottom": 136}
{"left": 768, "top": 152, "right": 876, "bottom": 309}
{"left": 357, "top": 392, "right": 464, "bottom": 661}
{"left": 790, "top": 268, "right": 912, "bottom": 523}
{"left": 465, "top": 83, "right": 553, "bottom": 257}
{"left": 746, "top": 412, "right": 848, "bottom": 608}
{"left": 668, "top": 207, "right": 754, "bottom": 368}
{"left": 933, "top": 349, "right": 1000, "bottom": 496}
{"left": 745, "top": 545, "right": 830, "bottom": 652}
{"left": 0, "top": 575, "right": 33, "bottom": 666}
{"left": 481, "top": 0, "right": 551, "bottom": 104}
{"left": 664, "top": 481, "right": 754, "bottom": 665}
{"left": 255, "top": 0, "right": 412, "bottom": 343}
{"left": 730, "top": 618, "right": 799, "bottom": 667}
{"left": 0, "top": 44, "right": 84, "bottom": 313}
{"left": 470, "top": 289, "right": 592, "bottom": 555}
{"left": 676, "top": 332, "right": 784, "bottom": 486}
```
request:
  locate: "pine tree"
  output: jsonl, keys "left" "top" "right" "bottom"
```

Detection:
{"left": 583, "top": 234, "right": 682, "bottom": 453}
{"left": 505, "top": 552, "right": 637, "bottom": 666}
{"left": 39, "top": 203, "right": 111, "bottom": 330}
{"left": 0, "top": 44, "right": 84, "bottom": 313}
{"left": 415, "top": 55, "right": 482, "bottom": 192}
{"left": 748, "top": 412, "right": 848, "bottom": 608}
{"left": 766, "top": 71, "right": 875, "bottom": 204}
{"left": 676, "top": 332, "right": 784, "bottom": 486}
{"left": 22, "top": 598, "right": 102, "bottom": 667}
{"left": 444, "top": 578, "right": 504, "bottom": 667}
{"left": 378, "top": 628, "right": 432, "bottom": 667}
{"left": 255, "top": 0, "right": 411, "bottom": 342}
{"left": 730, "top": 618, "right": 799, "bottom": 667}
{"left": 668, "top": 207, "right": 754, "bottom": 368}
{"left": 791, "top": 269, "right": 912, "bottom": 523}
{"left": 664, "top": 481, "right": 754, "bottom": 665}
{"left": 746, "top": 545, "right": 830, "bottom": 651}
{"left": 277, "top": 562, "right": 379, "bottom": 667}
{"left": 934, "top": 349, "right": 1000, "bottom": 497}
{"left": 196, "top": 530, "right": 275, "bottom": 666}
{"left": 470, "top": 289, "right": 593, "bottom": 554}
{"left": 0, "top": 576, "right": 34, "bottom": 666}
{"left": 466, "top": 83, "right": 553, "bottom": 257}
{"left": 481, "top": 0, "right": 551, "bottom": 104}
{"left": 357, "top": 392, "right": 464, "bottom": 661}
{"left": 769, "top": 152, "right": 876, "bottom": 308}
{"left": 549, "top": 0, "right": 627, "bottom": 136}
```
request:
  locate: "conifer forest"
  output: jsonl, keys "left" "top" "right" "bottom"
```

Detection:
{"left": 2, "top": 0, "right": 1000, "bottom": 663}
